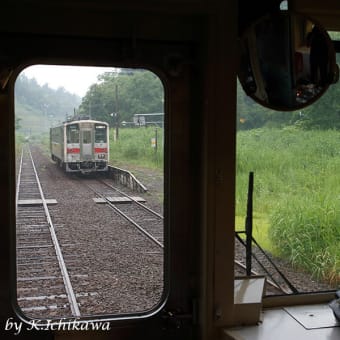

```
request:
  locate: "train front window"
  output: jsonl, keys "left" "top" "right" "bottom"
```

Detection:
{"left": 235, "top": 52, "right": 340, "bottom": 296}
{"left": 67, "top": 124, "right": 79, "bottom": 143}
{"left": 15, "top": 65, "right": 165, "bottom": 320}
{"left": 82, "top": 130, "right": 91, "bottom": 143}
{"left": 95, "top": 125, "right": 107, "bottom": 143}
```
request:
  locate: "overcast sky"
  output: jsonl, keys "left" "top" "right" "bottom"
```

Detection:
{"left": 21, "top": 65, "right": 117, "bottom": 97}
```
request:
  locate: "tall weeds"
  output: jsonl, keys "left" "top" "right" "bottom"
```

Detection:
{"left": 236, "top": 128, "right": 340, "bottom": 284}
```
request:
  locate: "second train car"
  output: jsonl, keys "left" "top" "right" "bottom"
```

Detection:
{"left": 50, "top": 119, "right": 109, "bottom": 173}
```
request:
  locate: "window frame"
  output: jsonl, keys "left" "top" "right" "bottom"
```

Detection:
{"left": 236, "top": 42, "right": 340, "bottom": 309}
{"left": 8, "top": 34, "right": 199, "bottom": 334}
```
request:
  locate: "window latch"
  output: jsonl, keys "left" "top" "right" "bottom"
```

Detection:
{"left": 161, "top": 309, "right": 194, "bottom": 329}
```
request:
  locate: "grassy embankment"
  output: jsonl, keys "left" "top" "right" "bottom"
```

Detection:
{"left": 236, "top": 127, "right": 340, "bottom": 284}
{"left": 109, "top": 127, "right": 163, "bottom": 170}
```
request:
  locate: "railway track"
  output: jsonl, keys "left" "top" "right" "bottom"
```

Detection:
{"left": 16, "top": 144, "right": 81, "bottom": 318}
{"left": 234, "top": 236, "right": 299, "bottom": 295}
{"left": 83, "top": 178, "right": 290, "bottom": 295}
{"left": 87, "top": 177, "right": 293, "bottom": 296}
{"left": 16, "top": 144, "right": 164, "bottom": 318}
{"left": 82, "top": 178, "right": 164, "bottom": 249}
{"left": 86, "top": 176, "right": 292, "bottom": 296}
{"left": 234, "top": 259, "right": 289, "bottom": 295}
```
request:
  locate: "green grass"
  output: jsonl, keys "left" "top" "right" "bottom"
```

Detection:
{"left": 109, "top": 127, "right": 163, "bottom": 169}
{"left": 235, "top": 214, "right": 273, "bottom": 252}
{"left": 236, "top": 127, "right": 340, "bottom": 284}
{"left": 16, "top": 102, "right": 50, "bottom": 135}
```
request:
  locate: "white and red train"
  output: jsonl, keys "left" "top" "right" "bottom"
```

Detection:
{"left": 50, "top": 119, "right": 109, "bottom": 173}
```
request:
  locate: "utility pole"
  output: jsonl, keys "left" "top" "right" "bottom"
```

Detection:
{"left": 115, "top": 84, "right": 119, "bottom": 140}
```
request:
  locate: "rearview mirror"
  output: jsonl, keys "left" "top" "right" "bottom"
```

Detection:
{"left": 238, "top": 12, "right": 339, "bottom": 111}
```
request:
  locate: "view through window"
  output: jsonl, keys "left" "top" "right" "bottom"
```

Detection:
{"left": 235, "top": 54, "right": 340, "bottom": 296}
{"left": 15, "top": 65, "right": 165, "bottom": 319}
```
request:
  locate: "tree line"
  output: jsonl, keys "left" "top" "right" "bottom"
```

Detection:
{"left": 81, "top": 67, "right": 339, "bottom": 131}
{"left": 15, "top": 69, "right": 164, "bottom": 133}
{"left": 16, "top": 65, "right": 340, "bottom": 133}
{"left": 16, "top": 74, "right": 81, "bottom": 128}
{"left": 15, "top": 74, "right": 81, "bottom": 134}
{"left": 77, "top": 69, "right": 164, "bottom": 126}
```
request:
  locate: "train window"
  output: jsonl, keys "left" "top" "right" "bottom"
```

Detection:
{"left": 95, "top": 125, "right": 107, "bottom": 143}
{"left": 328, "top": 31, "right": 340, "bottom": 41}
{"left": 82, "top": 130, "right": 92, "bottom": 143}
{"left": 15, "top": 65, "right": 165, "bottom": 321}
{"left": 280, "top": 1, "right": 288, "bottom": 11}
{"left": 67, "top": 124, "right": 79, "bottom": 143}
{"left": 236, "top": 52, "right": 340, "bottom": 296}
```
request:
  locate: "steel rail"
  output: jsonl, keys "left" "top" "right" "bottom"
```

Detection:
{"left": 99, "top": 179, "right": 164, "bottom": 219}
{"left": 234, "top": 259, "right": 290, "bottom": 294}
{"left": 25, "top": 146, "right": 81, "bottom": 317}
{"left": 235, "top": 232, "right": 297, "bottom": 294}
{"left": 87, "top": 183, "right": 164, "bottom": 249}
{"left": 16, "top": 147, "right": 24, "bottom": 208}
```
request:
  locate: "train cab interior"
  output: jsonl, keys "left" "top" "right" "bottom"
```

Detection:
{"left": 1, "top": 0, "right": 340, "bottom": 339}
